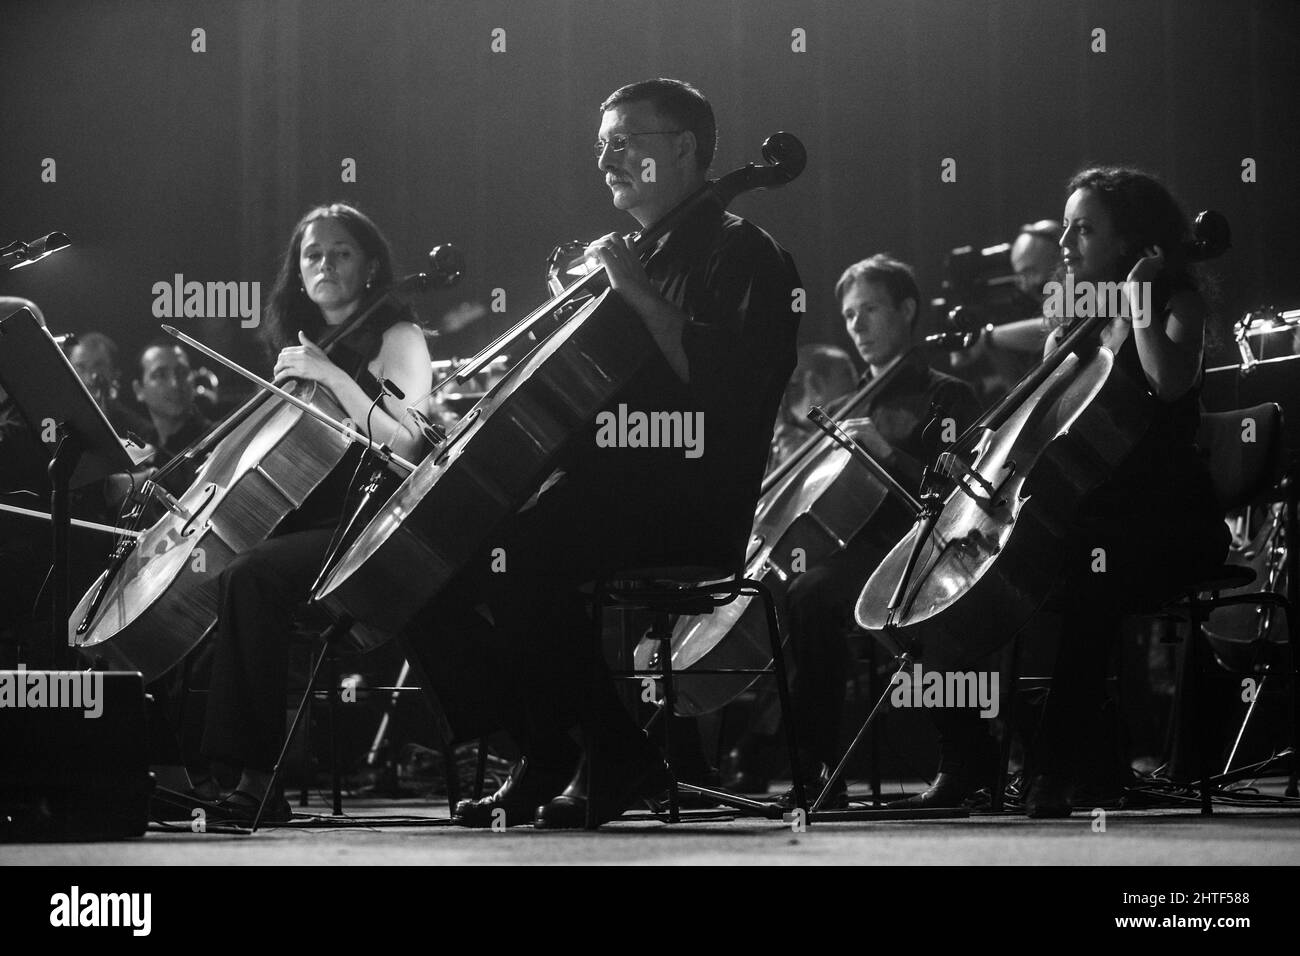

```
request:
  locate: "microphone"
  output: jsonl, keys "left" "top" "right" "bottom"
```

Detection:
{"left": 2, "top": 231, "right": 70, "bottom": 270}
{"left": 379, "top": 378, "right": 405, "bottom": 400}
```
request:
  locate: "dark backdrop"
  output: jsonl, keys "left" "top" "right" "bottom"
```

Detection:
{"left": 3, "top": 0, "right": 1298, "bottom": 384}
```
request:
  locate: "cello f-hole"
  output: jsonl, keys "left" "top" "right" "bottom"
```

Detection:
{"left": 181, "top": 484, "right": 217, "bottom": 537}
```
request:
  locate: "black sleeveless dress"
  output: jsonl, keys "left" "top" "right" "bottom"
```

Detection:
{"left": 1058, "top": 318, "right": 1230, "bottom": 612}
{"left": 274, "top": 340, "right": 387, "bottom": 534}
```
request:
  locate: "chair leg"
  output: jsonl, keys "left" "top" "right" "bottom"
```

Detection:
{"left": 655, "top": 613, "right": 681, "bottom": 823}
{"left": 1288, "top": 491, "right": 1300, "bottom": 798}
{"left": 473, "top": 738, "right": 489, "bottom": 800}
{"left": 993, "top": 635, "right": 1021, "bottom": 812}
{"left": 327, "top": 646, "right": 343, "bottom": 817}
{"left": 254, "top": 637, "right": 332, "bottom": 831}
{"left": 867, "top": 637, "right": 882, "bottom": 804}
{"left": 754, "top": 580, "right": 807, "bottom": 816}
{"left": 585, "top": 585, "right": 605, "bottom": 830}
{"left": 299, "top": 696, "right": 312, "bottom": 808}
{"left": 1188, "top": 603, "right": 1213, "bottom": 816}
{"left": 439, "top": 737, "right": 460, "bottom": 809}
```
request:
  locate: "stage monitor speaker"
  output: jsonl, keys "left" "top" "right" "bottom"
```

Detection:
{"left": 0, "top": 669, "right": 152, "bottom": 840}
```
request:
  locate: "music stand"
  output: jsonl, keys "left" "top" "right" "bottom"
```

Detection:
{"left": 0, "top": 308, "right": 132, "bottom": 666}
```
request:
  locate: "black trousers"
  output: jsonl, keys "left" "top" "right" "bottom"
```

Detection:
{"left": 929, "top": 492, "right": 1231, "bottom": 782}
{"left": 407, "top": 483, "right": 674, "bottom": 770}
{"left": 782, "top": 550, "right": 859, "bottom": 768}
{"left": 200, "top": 528, "right": 335, "bottom": 772}
{"left": 1028, "top": 498, "right": 1229, "bottom": 779}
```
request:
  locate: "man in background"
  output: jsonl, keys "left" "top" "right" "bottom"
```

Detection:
{"left": 133, "top": 339, "right": 210, "bottom": 463}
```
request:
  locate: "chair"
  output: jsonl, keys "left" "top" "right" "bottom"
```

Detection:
{"left": 1160, "top": 403, "right": 1296, "bottom": 815}
{"left": 991, "top": 404, "right": 1296, "bottom": 814}
{"left": 252, "top": 614, "right": 461, "bottom": 830}
{"left": 587, "top": 568, "right": 807, "bottom": 828}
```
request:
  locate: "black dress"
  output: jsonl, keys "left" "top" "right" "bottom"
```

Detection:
{"left": 1031, "top": 323, "right": 1230, "bottom": 777}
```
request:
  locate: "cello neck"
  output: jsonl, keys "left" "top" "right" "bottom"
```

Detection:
{"left": 951, "top": 311, "right": 1110, "bottom": 451}
{"left": 760, "top": 348, "right": 916, "bottom": 495}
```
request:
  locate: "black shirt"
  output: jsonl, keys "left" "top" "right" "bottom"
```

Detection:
{"left": 143, "top": 409, "right": 212, "bottom": 497}
{"left": 857, "top": 349, "right": 982, "bottom": 492}
{"left": 556, "top": 195, "right": 802, "bottom": 571}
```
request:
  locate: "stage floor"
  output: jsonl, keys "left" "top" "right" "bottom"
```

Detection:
{"left": 7, "top": 780, "right": 1300, "bottom": 866}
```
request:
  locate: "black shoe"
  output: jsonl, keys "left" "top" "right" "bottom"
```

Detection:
{"left": 214, "top": 788, "right": 293, "bottom": 825}
{"left": 1025, "top": 774, "right": 1073, "bottom": 818}
{"left": 534, "top": 749, "right": 672, "bottom": 830}
{"left": 885, "top": 771, "right": 979, "bottom": 809}
{"left": 453, "top": 757, "right": 571, "bottom": 829}
{"left": 775, "top": 764, "right": 847, "bottom": 811}
{"left": 719, "top": 734, "right": 777, "bottom": 794}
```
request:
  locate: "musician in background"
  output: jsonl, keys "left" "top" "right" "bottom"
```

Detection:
{"left": 0, "top": 298, "right": 53, "bottom": 653}
{"left": 68, "top": 331, "right": 152, "bottom": 441}
{"left": 132, "top": 340, "right": 210, "bottom": 463}
{"left": 417, "top": 78, "right": 802, "bottom": 828}
{"left": 198, "top": 203, "right": 431, "bottom": 820}
{"left": 1, "top": 315, "right": 136, "bottom": 651}
{"left": 949, "top": 220, "right": 1060, "bottom": 404}
{"left": 1011, "top": 219, "right": 1062, "bottom": 307}
{"left": 733, "top": 255, "right": 981, "bottom": 807}
{"left": 769, "top": 344, "right": 857, "bottom": 467}
{"left": 0, "top": 297, "right": 50, "bottom": 495}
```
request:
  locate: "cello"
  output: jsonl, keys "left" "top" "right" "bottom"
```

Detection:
{"left": 67, "top": 260, "right": 453, "bottom": 682}
{"left": 312, "top": 134, "right": 806, "bottom": 636}
{"left": 855, "top": 211, "right": 1231, "bottom": 672}
{"left": 630, "top": 351, "right": 923, "bottom": 715}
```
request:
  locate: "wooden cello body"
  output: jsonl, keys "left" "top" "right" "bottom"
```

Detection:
{"left": 855, "top": 316, "right": 1156, "bottom": 672}
{"left": 69, "top": 305, "right": 402, "bottom": 683}
{"left": 313, "top": 134, "right": 807, "bottom": 633}
{"left": 70, "top": 380, "right": 367, "bottom": 681}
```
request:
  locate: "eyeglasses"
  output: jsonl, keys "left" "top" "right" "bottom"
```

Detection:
{"left": 593, "top": 130, "right": 686, "bottom": 157}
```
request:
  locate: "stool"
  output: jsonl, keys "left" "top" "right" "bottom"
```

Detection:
{"left": 1158, "top": 403, "right": 1296, "bottom": 814}
{"left": 253, "top": 616, "right": 460, "bottom": 830}
{"left": 1163, "top": 563, "right": 1293, "bottom": 814}
{"left": 587, "top": 569, "right": 807, "bottom": 828}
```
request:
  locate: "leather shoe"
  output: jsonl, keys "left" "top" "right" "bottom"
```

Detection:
{"left": 886, "top": 771, "right": 980, "bottom": 810}
{"left": 534, "top": 750, "right": 672, "bottom": 829}
{"left": 453, "top": 757, "right": 571, "bottom": 828}
{"left": 775, "top": 763, "right": 847, "bottom": 811}
{"left": 1025, "top": 773, "right": 1073, "bottom": 818}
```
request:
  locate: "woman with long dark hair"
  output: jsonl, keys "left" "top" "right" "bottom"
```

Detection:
{"left": 1025, "top": 166, "right": 1230, "bottom": 815}
{"left": 893, "top": 166, "right": 1230, "bottom": 816}
{"left": 199, "top": 203, "right": 432, "bottom": 820}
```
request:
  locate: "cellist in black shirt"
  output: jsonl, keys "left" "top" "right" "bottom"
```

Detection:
{"left": 739, "top": 256, "right": 982, "bottom": 807}
{"left": 412, "top": 78, "right": 802, "bottom": 828}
